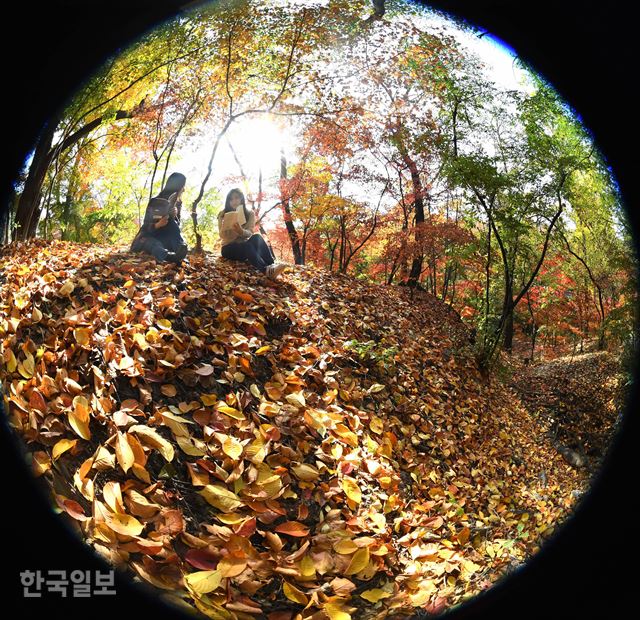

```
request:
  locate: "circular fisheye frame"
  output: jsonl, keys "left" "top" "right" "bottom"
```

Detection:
{"left": 1, "top": 1, "right": 636, "bottom": 619}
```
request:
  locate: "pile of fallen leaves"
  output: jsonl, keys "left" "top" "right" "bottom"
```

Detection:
{"left": 508, "top": 350, "right": 625, "bottom": 474}
{"left": 0, "top": 239, "right": 587, "bottom": 619}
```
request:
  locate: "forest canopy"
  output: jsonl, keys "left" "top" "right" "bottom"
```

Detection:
{"left": 4, "top": 0, "right": 636, "bottom": 368}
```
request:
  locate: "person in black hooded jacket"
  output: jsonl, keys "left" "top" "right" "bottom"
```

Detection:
{"left": 130, "top": 172, "right": 188, "bottom": 265}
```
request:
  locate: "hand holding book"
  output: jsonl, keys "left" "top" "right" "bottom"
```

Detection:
{"left": 222, "top": 207, "right": 247, "bottom": 232}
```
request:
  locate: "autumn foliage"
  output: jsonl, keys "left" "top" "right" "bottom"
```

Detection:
{"left": 0, "top": 239, "right": 601, "bottom": 619}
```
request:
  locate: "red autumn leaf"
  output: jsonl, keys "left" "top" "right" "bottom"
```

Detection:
{"left": 185, "top": 549, "right": 219, "bottom": 571}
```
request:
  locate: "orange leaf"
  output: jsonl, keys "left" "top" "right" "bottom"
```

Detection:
{"left": 274, "top": 521, "right": 309, "bottom": 537}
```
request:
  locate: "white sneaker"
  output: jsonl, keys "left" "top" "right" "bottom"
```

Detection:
{"left": 265, "top": 263, "right": 287, "bottom": 279}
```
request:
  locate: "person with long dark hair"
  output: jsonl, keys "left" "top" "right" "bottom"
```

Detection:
{"left": 218, "top": 188, "right": 287, "bottom": 278}
{"left": 130, "top": 172, "right": 189, "bottom": 265}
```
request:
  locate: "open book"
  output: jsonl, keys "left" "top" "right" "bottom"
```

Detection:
{"left": 221, "top": 206, "right": 247, "bottom": 231}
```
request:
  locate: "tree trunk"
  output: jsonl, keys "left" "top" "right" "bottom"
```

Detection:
{"left": 13, "top": 119, "right": 59, "bottom": 240}
{"left": 503, "top": 305, "right": 514, "bottom": 352}
{"left": 403, "top": 153, "right": 426, "bottom": 288}
{"left": 280, "top": 149, "right": 303, "bottom": 264}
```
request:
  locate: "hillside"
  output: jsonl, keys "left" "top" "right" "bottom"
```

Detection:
{"left": 0, "top": 239, "right": 588, "bottom": 619}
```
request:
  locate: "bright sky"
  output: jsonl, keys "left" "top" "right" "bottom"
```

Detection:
{"left": 174, "top": 1, "right": 534, "bottom": 228}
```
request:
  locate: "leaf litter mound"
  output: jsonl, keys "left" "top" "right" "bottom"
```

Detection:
{"left": 0, "top": 239, "right": 587, "bottom": 619}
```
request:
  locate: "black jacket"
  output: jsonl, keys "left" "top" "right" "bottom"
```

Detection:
{"left": 130, "top": 193, "right": 181, "bottom": 251}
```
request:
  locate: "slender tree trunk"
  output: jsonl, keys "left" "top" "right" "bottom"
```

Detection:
{"left": 560, "top": 230, "right": 607, "bottom": 351}
{"left": 280, "top": 148, "right": 302, "bottom": 264}
{"left": 404, "top": 156, "right": 426, "bottom": 287}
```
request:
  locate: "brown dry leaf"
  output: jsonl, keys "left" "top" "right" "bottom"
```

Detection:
{"left": 161, "top": 384, "right": 177, "bottom": 397}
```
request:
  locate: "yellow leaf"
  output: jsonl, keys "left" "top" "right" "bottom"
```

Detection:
{"left": 176, "top": 435, "right": 206, "bottom": 456}
{"left": 291, "top": 463, "right": 320, "bottom": 481}
{"left": 369, "top": 416, "right": 384, "bottom": 434}
{"left": 333, "top": 539, "right": 359, "bottom": 554}
{"left": 300, "top": 554, "right": 316, "bottom": 577}
{"left": 69, "top": 395, "right": 91, "bottom": 440}
{"left": 285, "top": 392, "right": 306, "bottom": 408}
{"left": 324, "top": 602, "right": 352, "bottom": 620}
{"left": 58, "top": 280, "right": 74, "bottom": 296}
{"left": 216, "top": 513, "right": 245, "bottom": 525}
{"left": 115, "top": 431, "right": 135, "bottom": 473}
{"left": 368, "top": 383, "right": 386, "bottom": 394}
{"left": 255, "top": 345, "right": 271, "bottom": 355}
{"left": 250, "top": 384, "right": 261, "bottom": 398}
{"left": 283, "top": 581, "right": 309, "bottom": 605}
{"left": 5, "top": 349, "right": 17, "bottom": 372}
{"left": 20, "top": 353, "right": 35, "bottom": 378}
{"left": 341, "top": 477, "right": 362, "bottom": 503}
{"left": 103, "top": 511, "right": 144, "bottom": 536}
{"left": 52, "top": 438, "right": 77, "bottom": 461}
{"left": 74, "top": 328, "right": 91, "bottom": 346}
{"left": 218, "top": 405, "right": 245, "bottom": 420}
{"left": 132, "top": 332, "right": 148, "bottom": 350}
{"left": 345, "top": 547, "right": 370, "bottom": 575}
{"left": 200, "top": 393, "right": 218, "bottom": 406}
{"left": 360, "top": 589, "right": 392, "bottom": 603}
{"left": 200, "top": 485, "right": 243, "bottom": 512}
{"left": 13, "top": 294, "right": 30, "bottom": 310}
{"left": 222, "top": 436, "right": 243, "bottom": 460}
{"left": 184, "top": 570, "right": 223, "bottom": 594}
{"left": 409, "top": 580, "right": 436, "bottom": 606}
{"left": 131, "top": 464, "right": 151, "bottom": 484}
{"left": 129, "top": 425, "right": 174, "bottom": 461}
{"left": 333, "top": 424, "right": 358, "bottom": 448}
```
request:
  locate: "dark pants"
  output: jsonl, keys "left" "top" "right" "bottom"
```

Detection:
{"left": 221, "top": 234, "right": 275, "bottom": 272}
{"left": 132, "top": 219, "right": 187, "bottom": 263}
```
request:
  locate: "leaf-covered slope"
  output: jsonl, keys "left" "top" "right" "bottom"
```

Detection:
{"left": 0, "top": 239, "right": 585, "bottom": 619}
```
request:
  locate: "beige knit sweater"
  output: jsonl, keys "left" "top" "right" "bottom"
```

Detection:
{"left": 217, "top": 207, "right": 256, "bottom": 247}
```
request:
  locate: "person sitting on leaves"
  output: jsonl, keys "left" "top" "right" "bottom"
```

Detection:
{"left": 218, "top": 188, "right": 288, "bottom": 279}
{"left": 130, "top": 172, "right": 189, "bottom": 265}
